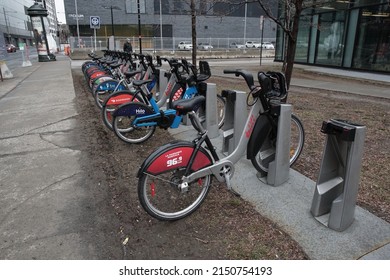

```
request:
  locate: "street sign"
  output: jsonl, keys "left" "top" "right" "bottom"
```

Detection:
{"left": 90, "top": 16, "right": 100, "bottom": 29}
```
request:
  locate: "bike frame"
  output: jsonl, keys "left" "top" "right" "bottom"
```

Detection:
{"left": 180, "top": 98, "right": 264, "bottom": 184}
{"left": 131, "top": 83, "right": 198, "bottom": 129}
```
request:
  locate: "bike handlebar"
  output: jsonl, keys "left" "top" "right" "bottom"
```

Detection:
{"left": 223, "top": 69, "right": 255, "bottom": 90}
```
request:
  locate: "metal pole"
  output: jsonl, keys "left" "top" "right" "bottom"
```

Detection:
{"left": 94, "top": 28, "right": 97, "bottom": 51}
{"left": 243, "top": 1, "right": 247, "bottom": 45}
{"left": 111, "top": 6, "right": 114, "bottom": 36}
{"left": 159, "top": 0, "right": 163, "bottom": 50}
{"left": 137, "top": 0, "right": 142, "bottom": 53}
{"left": 260, "top": 16, "right": 264, "bottom": 66}
{"left": 75, "top": 0, "right": 80, "bottom": 48}
{"left": 3, "top": 8, "right": 10, "bottom": 43}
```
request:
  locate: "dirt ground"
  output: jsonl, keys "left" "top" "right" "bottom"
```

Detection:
{"left": 72, "top": 67, "right": 389, "bottom": 260}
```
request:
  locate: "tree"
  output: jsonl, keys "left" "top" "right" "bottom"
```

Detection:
{"left": 255, "top": 0, "right": 337, "bottom": 88}
{"left": 191, "top": 0, "right": 197, "bottom": 65}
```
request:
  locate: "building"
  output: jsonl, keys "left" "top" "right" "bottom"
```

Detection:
{"left": 0, "top": 0, "right": 34, "bottom": 46}
{"left": 0, "top": 0, "right": 59, "bottom": 48}
{"left": 64, "top": 0, "right": 277, "bottom": 49}
{"left": 276, "top": 0, "right": 390, "bottom": 73}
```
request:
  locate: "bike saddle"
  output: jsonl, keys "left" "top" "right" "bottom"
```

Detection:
{"left": 132, "top": 79, "right": 153, "bottom": 87}
{"left": 124, "top": 70, "right": 142, "bottom": 79}
{"left": 110, "top": 62, "right": 123, "bottom": 69}
{"left": 172, "top": 95, "right": 205, "bottom": 115}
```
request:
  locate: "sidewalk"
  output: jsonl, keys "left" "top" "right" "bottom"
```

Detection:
{"left": 0, "top": 56, "right": 389, "bottom": 260}
{"left": 0, "top": 55, "right": 120, "bottom": 259}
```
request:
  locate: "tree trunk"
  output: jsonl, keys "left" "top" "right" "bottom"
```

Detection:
{"left": 191, "top": 0, "right": 197, "bottom": 66}
{"left": 284, "top": 3, "right": 302, "bottom": 89}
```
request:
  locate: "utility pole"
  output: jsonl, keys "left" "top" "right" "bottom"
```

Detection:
{"left": 75, "top": 0, "right": 80, "bottom": 48}
{"left": 137, "top": 0, "right": 142, "bottom": 53}
{"left": 3, "top": 7, "right": 12, "bottom": 43}
{"left": 110, "top": 6, "right": 114, "bottom": 36}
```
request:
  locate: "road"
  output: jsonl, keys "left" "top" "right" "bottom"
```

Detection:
{"left": 2, "top": 47, "right": 38, "bottom": 71}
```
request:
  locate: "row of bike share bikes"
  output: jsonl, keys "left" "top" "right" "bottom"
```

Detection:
{"left": 81, "top": 50, "right": 305, "bottom": 221}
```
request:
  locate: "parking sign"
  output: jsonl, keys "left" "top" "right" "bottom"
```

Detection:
{"left": 90, "top": 16, "right": 100, "bottom": 29}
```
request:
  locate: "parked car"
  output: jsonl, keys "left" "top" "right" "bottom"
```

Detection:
{"left": 6, "top": 44, "right": 17, "bottom": 53}
{"left": 177, "top": 41, "right": 192, "bottom": 50}
{"left": 198, "top": 42, "right": 213, "bottom": 50}
{"left": 245, "top": 41, "right": 261, "bottom": 48}
{"left": 261, "top": 42, "right": 275, "bottom": 49}
{"left": 229, "top": 42, "right": 245, "bottom": 49}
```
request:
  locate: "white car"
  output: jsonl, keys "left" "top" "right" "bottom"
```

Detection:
{"left": 229, "top": 42, "right": 245, "bottom": 49}
{"left": 245, "top": 41, "right": 261, "bottom": 48}
{"left": 198, "top": 43, "right": 213, "bottom": 50}
{"left": 261, "top": 42, "right": 275, "bottom": 49}
{"left": 177, "top": 41, "right": 192, "bottom": 50}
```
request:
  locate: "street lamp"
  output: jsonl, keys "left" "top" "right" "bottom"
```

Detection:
{"left": 103, "top": 5, "right": 121, "bottom": 36}
{"left": 27, "top": 2, "right": 56, "bottom": 62}
{"left": 75, "top": 0, "right": 80, "bottom": 48}
{"left": 243, "top": 1, "right": 247, "bottom": 45}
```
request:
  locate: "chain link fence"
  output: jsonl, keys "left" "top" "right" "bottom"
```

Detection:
{"left": 68, "top": 36, "right": 276, "bottom": 52}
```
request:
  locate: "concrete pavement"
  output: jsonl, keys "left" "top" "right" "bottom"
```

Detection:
{"left": 0, "top": 55, "right": 120, "bottom": 259}
{"left": 0, "top": 54, "right": 389, "bottom": 260}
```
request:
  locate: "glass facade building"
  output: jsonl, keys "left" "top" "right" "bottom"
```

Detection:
{"left": 276, "top": 0, "right": 390, "bottom": 73}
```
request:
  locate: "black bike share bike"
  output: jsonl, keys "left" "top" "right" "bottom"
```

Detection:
{"left": 136, "top": 69, "right": 305, "bottom": 221}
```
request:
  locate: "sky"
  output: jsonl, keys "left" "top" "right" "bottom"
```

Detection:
{"left": 55, "top": 0, "right": 66, "bottom": 24}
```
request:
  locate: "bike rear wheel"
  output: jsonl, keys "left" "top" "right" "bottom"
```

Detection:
{"left": 102, "top": 91, "right": 146, "bottom": 130}
{"left": 197, "top": 94, "right": 226, "bottom": 129}
{"left": 113, "top": 115, "right": 156, "bottom": 144}
{"left": 251, "top": 114, "right": 305, "bottom": 175}
{"left": 138, "top": 168, "right": 211, "bottom": 221}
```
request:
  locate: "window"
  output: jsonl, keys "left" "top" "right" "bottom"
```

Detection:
{"left": 315, "top": 11, "right": 345, "bottom": 66}
{"left": 352, "top": 4, "right": 390, "bottom": 71}
{"left": 295, "top": 15, "right": 311, "bottom": 62}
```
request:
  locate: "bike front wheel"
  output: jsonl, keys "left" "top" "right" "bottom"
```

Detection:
{"left": 251, "top": 114, "right": 305, "bottom": 176}
{"left": 138, "top": 167, "right": 212, "bottom": 221}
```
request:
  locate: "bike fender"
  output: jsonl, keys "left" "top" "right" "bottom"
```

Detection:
{"left": 105, "top": 92, "right": 138, "bottom": 106}
{"left": 113, "top": 102, "right": 152, "bottom": 117}
{"left": 137, "top": 142, "right": 213, "bottom": 177}
{"left": 246, "top": 115, "right": 272, "bottom": 160}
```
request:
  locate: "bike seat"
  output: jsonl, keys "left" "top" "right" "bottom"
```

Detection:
{"left": 105, "top": 60, "right": 118, "bottom": 66}
{"left": 110, "top": 63, "right": 123, "bottom": 69}
{"left": 133, "top": 79, "right": 153, "bottom": 87}
{"left": 124, "top": 70, "right": 142, "bottom": 79}
{"left": 172, "top": 95, "right": 205, "bottom": 114}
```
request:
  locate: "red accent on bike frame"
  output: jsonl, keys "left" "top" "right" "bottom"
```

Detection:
{"left": 146, "top": 147, "right": 212, "bottom": 175}
{"left": 245, "top": 113, "right": 257, "bottom": 138}
{"left": 164, "top": 81, "right": 174, "bottom": 96}
{"left": 106, "top": 94, "right": 139, "bottom": 105}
